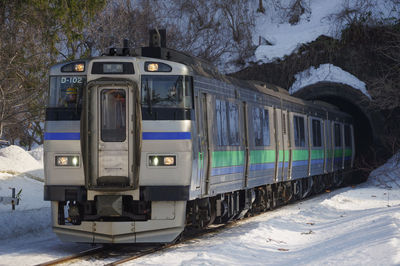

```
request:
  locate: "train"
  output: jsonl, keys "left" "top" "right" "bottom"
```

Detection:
{"left": 44, "top": 30, "right": 355, "bottom": 243}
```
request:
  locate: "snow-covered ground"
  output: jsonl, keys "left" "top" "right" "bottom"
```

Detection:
{"left": 0, "top": 145, "right": 399, "bottom": 265}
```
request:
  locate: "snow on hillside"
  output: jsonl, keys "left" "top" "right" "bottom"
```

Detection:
{"left": 253, "top": 0, "right": 399, "bottom": 63}
{"left": 289, "top": 63, "right": 371, "bottom": 99}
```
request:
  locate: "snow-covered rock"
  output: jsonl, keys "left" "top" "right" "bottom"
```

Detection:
{"left": 289, "top": 63, "right": 371, "bottom": 99}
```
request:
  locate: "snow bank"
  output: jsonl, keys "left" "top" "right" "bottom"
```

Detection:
{"left": 28, "top": 145, "right": 44, "bottom": 165}
{"left": 0, "top": 145, "right": 44, "bottom": 180}
{"left": 0, "top": 145, "right": 48, "bottom": 241}
{"left": 288, "top": 63, "right": 371, "bottom": 99}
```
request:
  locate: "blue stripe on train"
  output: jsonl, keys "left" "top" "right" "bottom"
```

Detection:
{"left": 311, "top": 159, "right": 324, "bottom": 164}
{"left": 142, "top": 132, "right": 191, "bottom": 140}
{"left": 250, "top": 163, "right": 275, "bottom": 171}
{"left": 292, "top": 160, "right": 308, "bottom": 167}
{"left": 211, "top": 165, "right": 244, "bottom": 176}
{"left": 44, "top": 132, "right": 80, "bottom": 140}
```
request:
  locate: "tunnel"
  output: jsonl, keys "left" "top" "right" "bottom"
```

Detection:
{"left": 291, "top": 81, "right": 385, "bottom": 174}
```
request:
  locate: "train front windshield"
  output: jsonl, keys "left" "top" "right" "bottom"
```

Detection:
{"left": 141, "top": 75, "right": 192, "bottom": 109}
{"left": 49, "top": 76, "right": 86, "bottom": 108}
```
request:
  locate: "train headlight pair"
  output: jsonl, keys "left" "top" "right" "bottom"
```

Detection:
{"left": 148, "top": 155, "right": 176, "bottom": 167}
{"left": 55, "top": 156, "right": 80, "bottom": 167}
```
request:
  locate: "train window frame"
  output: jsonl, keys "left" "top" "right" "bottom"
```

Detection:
{"left": 293, "top": 115, "right": 306, "bottom": 147}
{"left": 311, "top": 118, "right": 322, "bottom": 147}
{"left": 227, "top": 101, "right": 240, "bottom": 146}
{"left": 334, "top": 123, "right": 342, "bottom": 147}
{"left": 344, "top": 124, "right": 352, "bottom": 147}
{"left": 141, "top": 75, "right": 193, "bottom": 109}
{"left": 100, "top": 89, "right": 127, "bottom": 143}
{"left": 215, "top": 98, "right": 228, "bottom": 146}
{"left": 252, "top": 105, "right": 271, "bottom": 147}
{"left": 48, "top": 75, "right": 86, "bottom": 109}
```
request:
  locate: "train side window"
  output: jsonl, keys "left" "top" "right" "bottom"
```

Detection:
{"left": 216, "top": 99, "right": 228, "bottom": 146}
{"left": 253, "top": 107, "right": 270, "bottom": 146}
{"left": 293, "top": 115, "right": 305, "bottom": 147}
{"left": 101, "top": 89, "right": 126, "bottom": 142}
{"left": 311, "top": 119, "right": 322, "bottom": 147}
{"left": 282, "top": 113, "right": 286, "bottom": 134}
{"left": 334, "top": 123, "right": 342, "bottom": 147}
{"left": 344, "top": 125, "right": 352, "bottom": 147}
{"left": 228, "top": 102, "right": 240, "bottom": 145}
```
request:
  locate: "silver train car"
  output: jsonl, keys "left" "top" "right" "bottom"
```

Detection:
{"left": 44, "top": 36, "right": 355, "bottom": 243}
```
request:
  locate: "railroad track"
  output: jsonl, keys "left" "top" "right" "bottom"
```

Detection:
{"left": 35, "top": 223, "right": 234, "bottom": 266}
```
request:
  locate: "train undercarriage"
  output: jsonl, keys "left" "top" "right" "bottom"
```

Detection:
{"left": 186, "top": 170, "right": 352, "bottom": 230}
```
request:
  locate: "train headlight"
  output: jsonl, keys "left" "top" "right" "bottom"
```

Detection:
{"left": 56, "top": 156, "right": 68, "bottom": 166}
{"left": 147, "top": 63, "right": 159, "bottom": 72}
{"left": 61, "top": 62, "right": 85, "bottom": 72}
{"left": 145, "top": 62, "right": 172, "bottom": 72}
{"left": 71, "top": 156, "right": 79, "bottom": 166}
{"left": 148, "top": 155, "right": 176, "bottom": 167}
{"left": 74, "top": 63, "right": 85, "bottom": 72}
{"left": 151, "top": 156, "right": 160, "bottom": 166}
{"left": 163, "top": 156, "right": 175, "bottom": 166}
{"left": 55, "top": 155, "right": 80, "bottom": 167}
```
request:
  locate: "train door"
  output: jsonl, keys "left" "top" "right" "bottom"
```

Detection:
{"left": 323, "top": 119, "right": 328, "bottom": 173}
{"left": 333, "top": 122, "right": 344, "bottom": 171}
{"left": 197, "top": 93, "right": 210, "bottom": 196}
{"left": 243, "top": 102, "right": 250, "bottom": 188}
{"left": 281, "top": 110, "right": 290, "bottom": 180}
{"left": 273, "top": 108, "right": 282, "bottom": 182}
{"left": 88, "top": 82, "right": 136, "bottom": 188}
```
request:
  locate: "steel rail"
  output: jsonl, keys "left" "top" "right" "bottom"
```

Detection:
{"left": 36, "top": 245, "right": 107, "bottom": 266}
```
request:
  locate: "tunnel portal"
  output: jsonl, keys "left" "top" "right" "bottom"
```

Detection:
{"left": 292, "top": 81, "right": 385, "bottom": 164}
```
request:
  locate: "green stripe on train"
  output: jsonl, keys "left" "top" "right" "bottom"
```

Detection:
{"left": 212, "top": 150, "right": 244, "bottom": 168}
{"left": 311, "top": 149, "right": 324, "bottom": 160}
{"left": 250, "top": 150, "right": 291, "bottom": 164}
{"left": 210, "top": 148, "right": 353, "bottom": 168}
{"left": 334, "top": 149, "right": 343, "bottom": 157}
{"left": 292, "top": 149, "right": 308, "bottom": 161}
{"left": 250, "top": 150, "right": 275, "bottom": 164}
{"left": 345, "top": 148, "right": 352, "bottom": 156}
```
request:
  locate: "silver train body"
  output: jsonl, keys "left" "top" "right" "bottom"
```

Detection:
{"left": 44, "top": 46, "right": 355, "bottom": 243}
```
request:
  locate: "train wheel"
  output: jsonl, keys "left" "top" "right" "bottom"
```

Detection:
{"left": 301, "top": 177, "right": 313, "bottom": 198}
{"left": 333, "top": 172, "right": 344, "bottom": 187}
{"left": 292, "top": 180, "right": 302, "bottom": 201}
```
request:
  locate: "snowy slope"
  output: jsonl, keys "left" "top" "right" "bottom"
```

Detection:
{"left": 253, "top": 0, "right": 399, "bottom": 63}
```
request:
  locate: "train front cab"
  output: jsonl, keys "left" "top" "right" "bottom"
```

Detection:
{"left": 45, "top": 58, "right": 194, "bottom": 243}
